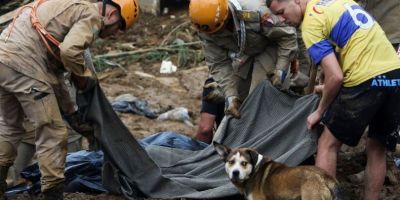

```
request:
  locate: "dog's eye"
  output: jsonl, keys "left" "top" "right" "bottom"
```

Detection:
{"left": 241, "top": 161, "right": 248, "bottom": 167}
{"left": 228, "top": 160, "right": 235, "bottom": 165}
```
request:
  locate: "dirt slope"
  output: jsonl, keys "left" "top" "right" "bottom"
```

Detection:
{"left": 2, "top": 2, "right": 399, "bottom": 199}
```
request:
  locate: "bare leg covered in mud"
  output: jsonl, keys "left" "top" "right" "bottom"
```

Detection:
{"left": 195, "top": 112, "right": 217, "bottom": 144}
{"left": 315, "top": 126, "right": 342, "bottom": 178}
{"left": 316, "top": 126, "right": 388, "bottom": 200}
{"left": 364, "top": 138, "right": 386, "bottom": 200}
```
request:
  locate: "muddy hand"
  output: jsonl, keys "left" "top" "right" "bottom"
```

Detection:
{"left": 313, "top": 84, "right": 324, "bottom": 94}
{"left": 203, "top": 81, "right": 225, "bottom": 103}
{"left": 225, "top": 96, "right": 241, "bottom": 118}
{"left": 71, "top": 74, "right": 97, "bottom": 92}
{"left": 64, "top": 111, "right": 94, "bottom": 138}
{"left": 307, "top": 110, "right": 322, "bottom": 130}
{"left": 271, "top": 69, "right": 287, "bottom": 89}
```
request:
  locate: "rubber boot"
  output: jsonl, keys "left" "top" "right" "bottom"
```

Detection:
{"left": 43, "top": 182, "right": 64, "bottom": 200}
{"left": 0, "top": 166, "right": 9, "bottom": 200}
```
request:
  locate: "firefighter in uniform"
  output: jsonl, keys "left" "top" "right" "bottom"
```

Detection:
{"left": 0, "top": 0, "right": 139, "bottom": 199}
{"left": 189, "top": 0, "right": 301, "bottom": 118}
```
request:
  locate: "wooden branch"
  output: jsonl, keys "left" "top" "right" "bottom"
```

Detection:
{"left": 0, "top": 8, "right": 17, "bottom": 25}
{"left": 94, "top": 41, "right": 202, "bottom": 59}
{"left": 305, "top": 64, "right": 318, "bottom": 95}
{"left": 0, "top": 1, "right": 33, "bottom": 25}
{"left": 160, "top": 21, "right": 191, "bottom": 46}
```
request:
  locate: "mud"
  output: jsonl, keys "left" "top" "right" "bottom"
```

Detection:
{"left": 1, "top": 1, "right": 399, "bottom": 199}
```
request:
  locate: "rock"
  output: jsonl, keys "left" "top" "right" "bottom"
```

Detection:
{"left": 134, "top": 71, "right": 155, "bottom": 78}
{"left": 157, "top": 107, "right": 193, "bottom": 127}
{"left": 155, "top": 77, "right": 186, "bottom": 93}
{"left": 395, "top": 144, "right": 400, "bottom": 156}
{"left": 179, "top": 66, "right": 208, "bottom": 99}
{"left": 347, "top": 170, "right": 364, "bottom": 184}
{"left": 386, "top": 170, "right": 399, "bottom": 185}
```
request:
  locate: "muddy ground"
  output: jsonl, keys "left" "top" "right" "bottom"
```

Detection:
{"left": 2, "top": 1, "right": 400, "bottom": 200}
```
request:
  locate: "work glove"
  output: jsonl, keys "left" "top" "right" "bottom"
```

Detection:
{"left": 224, "top": 96, "right": 242, "bottom": 118}
{"left": 71, "top": 74, "right": 97, "bottom": 92}
{"left": 64, "top": 111, "right": 100, "bottom": 150}
{"left": 270, "top": 69, "right": 287, "bottom": 89}
{"left": 64, "top": 111, "right": 94, "bottom": 138}
{"left": 203, "top": 81, "right": 225, "bottom": 103}
{"left": 290, "top": 71, "right": 310, "bottom": 88}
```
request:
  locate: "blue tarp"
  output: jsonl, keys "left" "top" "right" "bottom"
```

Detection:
{"left": 111, "top": 95, "right": 159, "bottom": 119}
{"left": 5, "top": 132, "right": 208, "bottom": 197}
{"left": 5, "top": 151, "right": 105, "bottom": 198}
{"left": 140, "top": 131, "right": 208, "bottom": 151}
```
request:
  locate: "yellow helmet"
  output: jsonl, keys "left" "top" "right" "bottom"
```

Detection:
{"left": 189, "top": 0, "right": 229, "bottom": 33}
{"left": 107, "top": 0, "right": 139, "bottom": 30}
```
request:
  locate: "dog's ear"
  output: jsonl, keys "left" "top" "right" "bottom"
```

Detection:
{"left": 213, "top": 142, "right": 231, "bottom": 160}
{"left": 246, "top": 149, "right": 261, "bottom": 167}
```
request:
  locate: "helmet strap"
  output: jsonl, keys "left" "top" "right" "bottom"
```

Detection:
{"left": 102, "top": 0, "right": 107, "bottom": 17}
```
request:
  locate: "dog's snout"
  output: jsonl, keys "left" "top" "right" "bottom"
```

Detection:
{"left": 232, "top": 170, "right": 240, "bottom": 177}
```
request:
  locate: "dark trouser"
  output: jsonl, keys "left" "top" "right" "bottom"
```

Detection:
{"left": 322, "top": 69, "right": 400, "bottom": 151}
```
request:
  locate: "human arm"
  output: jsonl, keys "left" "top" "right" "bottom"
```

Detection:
{"left": 59, "top": 6, "right": 102, "bottom": 86}
{"left": 200, "top": 34, "right": 238, "bottom": 97}
{"left": 307, "top": 52, "right": 343, "bottom": 129}
{"left": 200, "top": 33, "right": 242, "bottom": 118}
{"left": 300, "top": 10, "right": 343, "bottom": 129}
{"left": 263, "top": 25, "right": 298, "bottom": 72}
{"left": 195, "top": 112, "right": 217, "bottom": 144}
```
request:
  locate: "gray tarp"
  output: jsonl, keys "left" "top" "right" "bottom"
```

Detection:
{"left": 78, "top": 80, "right": 319, "bottom": 199}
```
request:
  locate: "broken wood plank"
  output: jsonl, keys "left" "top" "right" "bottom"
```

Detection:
{"left": 0, "top": 9, "right": 17, "bottom": 26}
{"left": 0, "top": 1, "right": 33, "bottom": 26}
{"left": 94, "top": 41, "right": 202, "bottom": 59}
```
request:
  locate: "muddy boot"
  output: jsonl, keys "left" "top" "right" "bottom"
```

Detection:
{"left": 0, "top": 166, "right": 9, "bottom": 200}
{"left": 43, "top": 182, "right": 64, "bottom": 200}
{"left": 347, "top": 170, "right": 364, "bottom": 184}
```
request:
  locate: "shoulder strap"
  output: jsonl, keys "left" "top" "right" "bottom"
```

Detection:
{"left": 228, "top": 0, "right": 246, "bottom": 58}
{"left": 4, "top": 0, "right": 62, "bottom": 62}
{"left": 30, "top": 0, "right": 62, "bottom": 61}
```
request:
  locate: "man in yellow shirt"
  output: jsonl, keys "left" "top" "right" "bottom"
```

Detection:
{"left": 267, "top": 0, "right": 400, "bottom": 199}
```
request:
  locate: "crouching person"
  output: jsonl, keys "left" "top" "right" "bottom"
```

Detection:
{"left": 0, "top": 0, "right": 139, "bottom": 199}
{"left": 189, "top": 0, "right": 298, "bottom": 119}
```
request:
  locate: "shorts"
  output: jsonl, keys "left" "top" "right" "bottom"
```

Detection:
{"left": 322, "top": 69, "right": 400, "bottom": 151}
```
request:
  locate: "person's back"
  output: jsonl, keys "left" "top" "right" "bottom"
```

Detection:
{"left": 0, "top": 0, "right": 101, "bottom": 86}
{"left": 301, "top": 0, "right": 400, "bottom": 87}
{"left": 267, "top": 0, "right": 400, "bottom": 199}
{"left": 361, "top": 0, "right": 400, "bottom": 46}
{"left": 191, "top": 0, "right": 298, "bottom": 118}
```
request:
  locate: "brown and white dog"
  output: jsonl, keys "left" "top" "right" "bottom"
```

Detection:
{"left": 214, "top": 142, "right": 342, "bottom": 200}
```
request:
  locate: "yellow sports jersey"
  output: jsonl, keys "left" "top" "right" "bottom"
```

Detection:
{"left": 301, "top": 0, "right": 400, "bottom": 87}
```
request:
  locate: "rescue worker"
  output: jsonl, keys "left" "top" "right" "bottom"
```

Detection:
{"left": 189, "top": 0, "right": 299, "bottom": 118}
{"left": 267, "top": 0, "right": 400, "bottom": 199}
{"left": 0, "top": 0, "right": 139, "bottom": 199}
